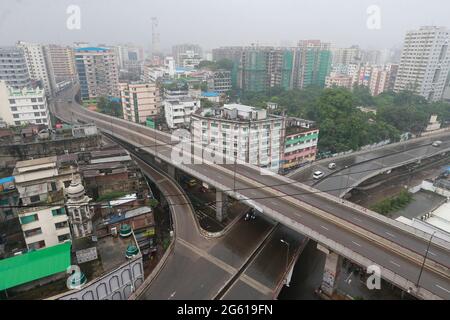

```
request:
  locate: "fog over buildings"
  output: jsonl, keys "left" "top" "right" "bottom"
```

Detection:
{"left": 1, "top": 0, "right": 449, "bottom": 51}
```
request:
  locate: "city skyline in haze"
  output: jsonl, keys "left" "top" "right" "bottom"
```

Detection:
{"left": 0, "top": 0, "right": 449, "bottom": 52}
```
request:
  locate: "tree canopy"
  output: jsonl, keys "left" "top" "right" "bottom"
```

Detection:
{"left": 238, "top": 86, "right": 450, "bottom": 153}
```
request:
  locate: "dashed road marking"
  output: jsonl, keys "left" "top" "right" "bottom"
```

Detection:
{"left": 320, "top": 225, "right": 329, "bottom": 231}
{"left": 385, "top": 232, "right": 396, "bottom": 238}
{"left": 390, "top": 260, "right": 401, "bottom": 268}
{"left": 352, "top": 241, "right": 362, "bottom": 247}
{"left": 436, "top": 284, "right": 450, "bottom": 294}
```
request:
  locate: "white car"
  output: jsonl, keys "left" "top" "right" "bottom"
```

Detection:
{"left": 313, "top": 171, "right": 325, "bottom": 180}
{"left": 432, "top": 141, "right": 442, "bottom": 147}
{"left": 328, "top": 162, "right": 337, "bottom": 170}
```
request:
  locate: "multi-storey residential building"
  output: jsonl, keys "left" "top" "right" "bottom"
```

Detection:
{"left": 178, "top": 50, "right": 202, "bottom": 69}
{"left": 17, "top": 41, "right": 55, "bottom": 96}
{"left": 191, "top": 104, "right": 284, "bottom": 172}
{"left": 294, "top": 40, "right": 332, "bottom": 89}
{"left": 325, "top": 73, "right": 354, "bottom": 90}
{"left": 164, "top": 97, "right": 200, "bottom": 129}
{"left": 119, "top": 82, "right": 161, "bottom": 124}
{"left": 369, "top": 67, "right": 389, "bottom": 96}
{"left": 45, "top": 44, "right": 77, "bottom": 83}
{"left": 238, "top": 47, "right": 295, "bottom": 92}
{"left": 282, "top": 118, "right": 319, "bottom": 170}
{"left": 142, "top": 56, "right": 175, "bottom": 82}
{"left": 394, "top": 26, "right": 450, "bottom": 101}
{"left": 384, "top": 64, "right": 399, "bottom": 92}
{"left": 172, "top": 44, "right": 203, "bottom": 67}
{"left": 208, "top": 70, "right": 232, "bottom": 93}
{"left": 0, "top": 47, "right": 31, "bottom": 88}
{"left": 331, "top": 46, "right": 361, "bottom": 65}
{"left": 14, "top": 156, "right": 77, "bottom": 250}
{"left": 0, "top": 81, "right": 51, "bottom": 127}
{"left": 115, "top": 44, "right": 145, "bottom": 69}
{"left": 75, "top": 47, "right": 119, "bottom": 101}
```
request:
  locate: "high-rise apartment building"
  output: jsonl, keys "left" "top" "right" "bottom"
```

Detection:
{"left": 394, "top": 26, "right": 450, "bottom": 101}
{"left": 238, "top": 47, "right": 294, "bottom": 92}
{"left": 75, "top": 47, "right": 119, "bottom": 101}
{"left": 17, "top": 41, "right": 55, "bottom": 96}
{"left": 331, "top": 46, "right": 361, "bottom": 65}
{"left": 45, "top": 44, "right": 77, "bottom": 83}
{"left": 0, "top": 47, "right": 31, "bottom": 89}
{"left": 172, "top": 44, "right": 203, "bottom": 67}
{"left": 294, "top": 40, "right": 332, "bottom": 89}
{"left": 119, "top": 82, "right": 161, "bottom": 124}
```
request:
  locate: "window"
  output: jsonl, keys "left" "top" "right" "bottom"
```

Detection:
{"left": 55, "top": 221, "right": 68, "bottom": 230}
{"left": 20, "top": 214, "right": 38, "bottom": 224}
{"left": 13, "top": 114, "right": 19, "bottom": 118}
{"left": 58, "top": 234, "right": 70, "bottom": 242}
{"left": 9, "top": 99, "right": 15, "bottom": 104}
{"left": 31, "top": 98, "right": 37, "bottom": 103}
{"left": 52, "top": 207, "right": 66, "bottom": 216}
{"left": 11, "top": 106, "right": 17, "bottom": 111}
{"left": 28, "top": 240, "right": 46, "bottom": 250}
{"left": 30, "top": 195, "right": 40, "bottom": 203}
{"left": 24, "top": 227, "right": 42, "bottom": 238}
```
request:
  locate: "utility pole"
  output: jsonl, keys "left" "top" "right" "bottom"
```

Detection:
{"left": 416, "top": 231, "right": 436, "bottom": 289}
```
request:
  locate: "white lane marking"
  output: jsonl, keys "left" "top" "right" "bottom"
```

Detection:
{"left": 390, "top": 260, "right": 401, "bottom": 268}
{"left": 385, "top": 232, "right": 396, "bottom": 238}
{"left": 168, "top": 291, "right": 176, "bottom": 299}
{"left": 353, "top": 217, "right": 362, "bottom": 222}
{"left": 352, "top": 241, "right": 362, "bottom": 247}
{"left": 435, "top": 284, "right": 450, "bottom": 294}
{"left": 320, "top": 225, "right": 329, "bottom": 231}
{"left": 428, "top": 251, "right": 436, "bottom": 257}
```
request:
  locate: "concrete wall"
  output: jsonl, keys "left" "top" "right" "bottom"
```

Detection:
{"left": 54, "top": 257, "right": 144, "bottom": 300}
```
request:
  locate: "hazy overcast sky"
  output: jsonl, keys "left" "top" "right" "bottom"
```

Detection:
{"left": 0, "top": 0, "right": 448, "bottom": 52}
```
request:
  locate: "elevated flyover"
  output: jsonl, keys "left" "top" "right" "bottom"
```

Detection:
{"left": 52, "top": 87, "right": 450, "bottom": 300}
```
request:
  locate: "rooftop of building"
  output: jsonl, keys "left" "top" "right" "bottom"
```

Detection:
{"left": 14, "top": 156, "right": 57, "bottom": 170}
{"left": 0, "top": 241, "right": 71, "bottom": 291}
{"left": 0, "top": 124, "right": 99, "bottom": 146}
{"left": 75, "top": 47, "right": 109, "bottom": 52}
{"left": 103, "top": 206, "right": 153, "bottom": 226}
{"left": 72, "top": 233, "right": 138, "bottom": 276}
{"left": 201, "top": 91, "right": 220, "bottom": 97}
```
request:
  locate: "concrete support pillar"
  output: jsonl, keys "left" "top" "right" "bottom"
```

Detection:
{"left": 167, "top": 164, "right": 176, "bottom": 180}
{"left": 215, "top": 190, "right": 228, "bottom": 223}
{"left": 319, "top": 247, "right": 342, "bottom": 297}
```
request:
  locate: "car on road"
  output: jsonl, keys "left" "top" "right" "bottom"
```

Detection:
{"left": 313, "top": 171, "right": 325, "bottom": 180}
{"left": 432, "top": 140, "right": 442, "bottom": 147}
{"left": 187, "top": 179, "right": 197, "bottom": 187}
{"left": 328, "top": 162, "right": 337, "bottom": 170}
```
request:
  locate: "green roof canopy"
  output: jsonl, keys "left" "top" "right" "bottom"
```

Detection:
{"left": 0, "top": 242, "right": 72, "bottom": 291}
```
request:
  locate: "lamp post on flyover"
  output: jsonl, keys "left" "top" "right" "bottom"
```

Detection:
{"left": 280, "top": 239, "right": 290, "bottom": 285}
{"left": 416, "top": 231, "right": 436, "bottom": 289}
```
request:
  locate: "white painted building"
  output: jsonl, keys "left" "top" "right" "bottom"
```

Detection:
{"left": 0, "top": 81, "right": 51, "bottom": 127}
{"left": 164, "top": 97, "right": 200, "bottom": 129}
{"left": 191, "top": 104, "right": 284, "bottom": 172}
{"left": 17, "top": 41, "right": 55, "bottom": 96}
{"left": 394, "top": 26, "right": 450, "bottom": 101}
{"left": 14, "top": 157, "right": 77, "bottom": 250}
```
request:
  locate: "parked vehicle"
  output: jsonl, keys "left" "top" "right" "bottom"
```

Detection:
{"left": 313, "top": 171, "right": 325, "bottom": 180}
{"left": 432, "top": 140, "right": 442, "bottom": 147}
{"left": 328, "top": 162, "right": 337, "bottom": 170}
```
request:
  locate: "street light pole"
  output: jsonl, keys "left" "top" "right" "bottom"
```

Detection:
{"left": 280, "top": 239, "right": 290, "bottom": 284}
{"left": 416, "top": 231, "right": 436, "bottom": 289}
